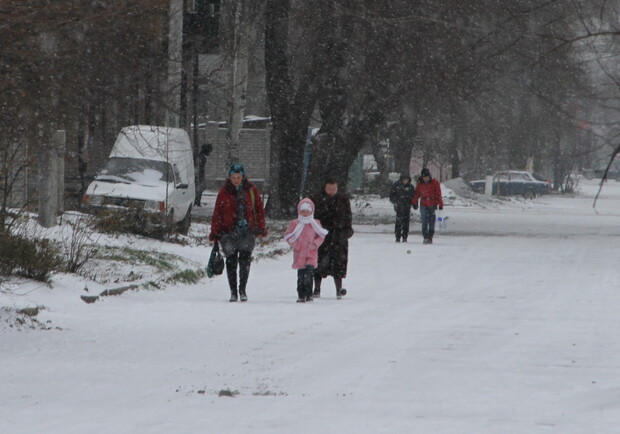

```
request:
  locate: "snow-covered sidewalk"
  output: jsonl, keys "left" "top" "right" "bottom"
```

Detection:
{"left": 2, "top": 179, "right": 620, "bottom": 434}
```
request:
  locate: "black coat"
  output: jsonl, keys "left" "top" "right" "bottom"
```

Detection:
{"left": 389, "top": 177, "right": 414, "bottom": 213}
{"left": 310, "top": 190, "right": 354, "bottom": 278}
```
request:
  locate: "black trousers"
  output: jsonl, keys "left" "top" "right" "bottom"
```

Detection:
{"left": 297, "top": 266, "right": 315, "bottom": 299}
{"left": 221, "top": 231, "right": 255, "bottom": 295}
{"left": 394, "top": 206, "right": 411, "bottom": 240}
{"left": 226, "top": 251, "right": 252, "bottom": 295}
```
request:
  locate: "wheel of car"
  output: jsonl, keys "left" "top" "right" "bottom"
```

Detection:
{"left": 178, "top": 205, "right": 192, "bottom": 235}
{"left": 523, "top": 189, "right": 535, "bottom": 200}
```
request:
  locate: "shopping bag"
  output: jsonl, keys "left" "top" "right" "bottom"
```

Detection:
{"left": 436, "top": 212, "right": 449, "bottom": 230}
{"left": 207, "top": 242, "right": 225, "bottom": 277}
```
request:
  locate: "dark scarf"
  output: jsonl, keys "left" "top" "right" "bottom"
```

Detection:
{"left": 235, "top": 185, "right": 248, "bottom": 230}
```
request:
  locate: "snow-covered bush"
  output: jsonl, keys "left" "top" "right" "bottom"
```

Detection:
{"left": 0, "top": 232, "right": 62, "bottom": 282}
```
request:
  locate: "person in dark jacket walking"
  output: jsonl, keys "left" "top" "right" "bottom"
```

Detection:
{"left": 194, "top": 143, "right": 212, "bottom": 206}
{"left": 209, "top": 163, "right": 267, "bottom": 301}
{"left": 310, "top": 177, "right": 354, "bottom": 299}
{"left": 389, "top": 173, "right": 414, "bottom": 242}
{"left": 411, "top": 168, "right": 443, "bottom": 244}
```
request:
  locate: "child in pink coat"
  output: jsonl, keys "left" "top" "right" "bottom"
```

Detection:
{"left": 284, "top": 198, "right": 328, "bottom": 302}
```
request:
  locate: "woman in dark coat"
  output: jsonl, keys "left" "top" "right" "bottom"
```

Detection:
{"left": 209, "top": 163, "right": 267, "bottom": 302}
{"left": 310, "top": 177, "right": 354, "bottom": 299}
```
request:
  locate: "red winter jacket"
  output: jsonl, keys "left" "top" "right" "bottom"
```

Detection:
{"left": 412, "top": 178, "right": 444, "bottom": 209}
{"left": 209, "top": 179, "right": 267, "bottom": 241}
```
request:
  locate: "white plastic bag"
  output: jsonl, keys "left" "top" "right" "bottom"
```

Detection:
{"left": 436, "top": 211, "right": 449, "bottom": 230}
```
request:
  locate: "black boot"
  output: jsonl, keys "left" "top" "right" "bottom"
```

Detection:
{"left": 226, "top": 255, "right": 238, "bottom": 301}
{"left": 335, "top": 277, "right": 346, "bottom": 299}
{"left": 313, "top": 276, "right": 322, "bottom": 298}
{"left": 298, "top": 269, "right": 312, "bottom": 302}
{"left": 238, "top": 252, "right": 251, "bottom": 302}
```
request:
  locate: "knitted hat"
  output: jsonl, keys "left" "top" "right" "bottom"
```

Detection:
{"left": 228, "top": 163, "right": 245, "bottom": 177}
{"left": 421, "top": 168, "right": 431, "bottom": 177}
{"left": 297, "top": 198, "right": 315, "bottom": 213}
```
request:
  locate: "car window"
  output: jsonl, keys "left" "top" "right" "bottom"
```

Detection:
{"left": 100, "top": 157, "right": 174, "bottom": 183}
{"left": 522, "top": 173, "right": 536, "bottom": 181}
{"left": 531, "top": 173, "right": 544, "bottom": 181}
{"left": 172, "top": 164, "right": 183, "bottom": 184}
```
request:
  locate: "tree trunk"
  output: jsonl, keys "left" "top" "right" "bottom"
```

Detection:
{"left": 225, "top": 1, "right": 250, "bottom": 164}
{"left": 266, "top": 111, "right": 313, "bottom": 218}
{"left": 264, "top": 0, "right": 322, "bottom": 218}
{"left": 38, "top": 139, "right": 58, "bottom": 228}
{"left": 306, "top": 108, "right": 385, "bottom": 195}
{"left": 391, "top": 108, "right": 418, "bottom": 176}
{"left": 166, "top": 0, "right": 183, "bottom": 128}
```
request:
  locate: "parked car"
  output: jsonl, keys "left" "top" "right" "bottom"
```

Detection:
{"left": 470, "top": 171, "right": 550, "bottom": 198}
{"left": 82, "top": 125, "right": 195, "bottom": 235}
{"left": 531, "top": 172, "right": 553, "bottom": 190}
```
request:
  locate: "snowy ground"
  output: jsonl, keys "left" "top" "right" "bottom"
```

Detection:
{"left": 2, "top": 179, "right": 620, "bottom": 434}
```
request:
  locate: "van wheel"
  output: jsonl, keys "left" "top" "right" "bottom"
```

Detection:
{"left": 523, "top": 190, "right": 535, "bottom": 200}
{"left": 178, "top": 206, "right": 192, "bottom": 235}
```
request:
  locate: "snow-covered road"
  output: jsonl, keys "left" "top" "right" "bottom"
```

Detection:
{"left": 2, "top": 179, "right": 620, "bottom": 433}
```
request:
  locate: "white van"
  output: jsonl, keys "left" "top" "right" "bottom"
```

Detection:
{"left": 83, "top": 125, "right": 195, "bottom": 234}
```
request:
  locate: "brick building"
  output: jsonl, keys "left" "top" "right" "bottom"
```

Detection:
{"left": 197, "top": 121, "right": 271, "bottom": 191}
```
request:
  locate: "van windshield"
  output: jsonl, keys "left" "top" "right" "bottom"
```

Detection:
{"left": 98, "top": 157, "right": 175, "bottom": 185}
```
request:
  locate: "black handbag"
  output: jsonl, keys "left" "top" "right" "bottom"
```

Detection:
{"left": 207, "top": 242, "right": 225, "bottom": 277}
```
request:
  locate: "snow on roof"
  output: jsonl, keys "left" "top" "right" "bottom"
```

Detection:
{"left": 110, "top": 125, "right": 191, "bottom": 162}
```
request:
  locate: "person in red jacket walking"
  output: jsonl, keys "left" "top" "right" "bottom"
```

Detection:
{"left": 209, "top": 163, "right": 267, "bottom": 301}
{"left": 411, "top": 168, "right": 443, "bottom": 244}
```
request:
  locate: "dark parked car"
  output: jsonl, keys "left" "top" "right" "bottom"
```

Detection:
{"left": 532, "top": 172, "right": 552, "bottom": 185}
{"left": 470, "top": 171, "right": 551, "bottom": 198}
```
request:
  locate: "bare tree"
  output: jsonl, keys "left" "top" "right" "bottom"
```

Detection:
{"left": 1, "top": 0, "right": 170, "bottom": 221}
{"left": 220, "top": 0, "right": 265, "bottom": 163}
{"left": 264, "top": 0, "right": 329, "bottom": 217}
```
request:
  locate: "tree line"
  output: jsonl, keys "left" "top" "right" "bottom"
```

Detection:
{"left": 264, "top": 0, "right": 620, "bottom": 215}
{"left": 1, "top": 0, "right": 170, "bottom": 228}
{"left": 1, "top": 0, "right": 619, "bottom": 222}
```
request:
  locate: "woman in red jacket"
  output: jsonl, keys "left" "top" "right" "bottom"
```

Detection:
{"left": 209, "top": 163, "right": 267, "bottom": 301}
{"left": 411, "top": 168, "right": 443, "bottom": 244}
